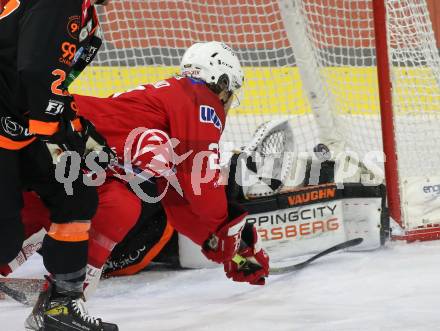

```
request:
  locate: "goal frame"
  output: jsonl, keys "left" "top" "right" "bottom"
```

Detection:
{"left": 372, "top": 0, "right": 402, "bottom": 225}
{"left": 279, "top": 0, "right": 440, "bottom": 241}
{"left": 373, "top": 0, "right": 440, "bottom": 241}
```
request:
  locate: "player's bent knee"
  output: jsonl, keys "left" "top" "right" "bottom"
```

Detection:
{"left": 75, "top": 186, "right": 99, "bottom": 220}
{"left": 0, "top": 217, "right": 24, "bottom": 264}
{"left": 50, "top": 185, "right": 99, "bottom": 222}
{"left": 94, "top": 181, "right": 142, "bottom": 242}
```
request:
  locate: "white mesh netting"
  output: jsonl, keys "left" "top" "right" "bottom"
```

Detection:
{"left": 71, "top": 0, "right": 440, "bottom": 226}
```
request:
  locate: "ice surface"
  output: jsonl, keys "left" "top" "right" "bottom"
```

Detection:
{"left": 1, "top": 241, "right": 440, "bottom": 331}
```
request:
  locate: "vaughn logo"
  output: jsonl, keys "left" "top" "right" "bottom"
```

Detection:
{"left": 287, "top": 185, "right": 337, "bottom": 206}
{"left": 200, "top": 105, "right": 222, "bottom": 131}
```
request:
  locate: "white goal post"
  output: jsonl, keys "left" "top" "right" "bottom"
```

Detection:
{"left": 71, "top": 0, "right": 440, "bottom": 241}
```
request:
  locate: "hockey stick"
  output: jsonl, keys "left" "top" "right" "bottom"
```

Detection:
{"left": 113, "top": 162, "right": 154, "bottom": 182}
{"left": 269, "top": 237, "right": 363, "bottom": 275}
{"left": 231, "top": 237, "right": 363, "bottom": 279}
{"left": 0, "top": 282, "right": 30, "bottom": 305}
{"left": 0, "top": 239, "right": 362, "bottom": 305}
{"left": 0, "top": 278, "right": 45, "bottom": 306}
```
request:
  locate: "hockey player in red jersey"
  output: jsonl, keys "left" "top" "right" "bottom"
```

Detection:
{"left": 2, "top": 42, "right": 269, "bottom": 298}
{"left": 74, "top": 41, "right": 270, "bottom": 284}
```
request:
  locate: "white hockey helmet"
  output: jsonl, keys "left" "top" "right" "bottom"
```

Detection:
{"left": 180, "top": 42, "right": 244, "bottom": 95}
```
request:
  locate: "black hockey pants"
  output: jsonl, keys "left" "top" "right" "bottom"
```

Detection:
{"left": 0, "top": 141, "right": 97, "bottom": 288}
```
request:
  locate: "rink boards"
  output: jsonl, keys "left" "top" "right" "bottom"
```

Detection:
{"left": 70, "top": 66, "right": 440, "bottom": 116}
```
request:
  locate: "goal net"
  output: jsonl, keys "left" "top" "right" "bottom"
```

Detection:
{"left": 70, "top": 0, "right": 440, "bottom": 240}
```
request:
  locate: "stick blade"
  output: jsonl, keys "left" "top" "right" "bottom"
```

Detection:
{"left": 0, "top": 278, "right": 45, "bottom": 306}
{"left": 270, "top": 237, "right": 363, "bottom": 275}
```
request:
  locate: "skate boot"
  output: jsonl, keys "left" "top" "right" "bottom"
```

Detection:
{"left": 43, "top": 294, "right": 118, "bottom": 331}
{"left": 25, "top": 282, "right": 49, "bottom": 331}
{"left": 25, "top": 277, "right": 118, "bottom": 331}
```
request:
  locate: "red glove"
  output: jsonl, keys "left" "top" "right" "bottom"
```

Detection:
{"left": 202, "top": 203, "right": 248, "bottom": 264}
{"left": 224, "top": 223, "right": 270, "bottom": 285}
{"left": 0, "top": 264, "right": 12, "bottom": 277}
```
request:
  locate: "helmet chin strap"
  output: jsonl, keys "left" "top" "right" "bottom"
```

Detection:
{"left": 219, "top": 90, "right": 234, "bottom": 112}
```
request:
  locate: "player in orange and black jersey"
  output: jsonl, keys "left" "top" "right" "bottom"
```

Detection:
{"left": 0, "top": 1, "right": 117, "bottom": 330}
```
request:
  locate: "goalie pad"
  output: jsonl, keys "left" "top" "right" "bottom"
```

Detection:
{"left": 224, "top": 119, "right": 382, "bottom": 200}
{"left": 178, "top": 119, "right": 387, "bottom": 268}
{"left": 179, "top": 182, "right": 388, "bottom": 268}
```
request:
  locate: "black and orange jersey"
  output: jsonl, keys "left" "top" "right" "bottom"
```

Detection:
{"left": 0, "top": 0, "right": 95, "bottom": 150}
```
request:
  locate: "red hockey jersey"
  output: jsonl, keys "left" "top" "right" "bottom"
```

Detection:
{"left": 74, "top": 77, "right": 228, "bottom": 245}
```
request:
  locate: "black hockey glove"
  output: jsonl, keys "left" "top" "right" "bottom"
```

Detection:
{"left": 79, "top": 116, "right": 117, "bottom": 170}
{"left": 38, "top": 116, "right": 116, "bottom": 170}
{"left": 38, "top": 118, "right": 86, "bottom": 165}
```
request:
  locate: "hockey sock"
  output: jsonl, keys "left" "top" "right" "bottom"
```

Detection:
{"left": 42, "top": 223, "right": 90, "bottom": 295}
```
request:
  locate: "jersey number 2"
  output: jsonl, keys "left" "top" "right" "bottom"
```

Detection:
{"left": 0, "top": 0, "right": 20, "bottom": 21}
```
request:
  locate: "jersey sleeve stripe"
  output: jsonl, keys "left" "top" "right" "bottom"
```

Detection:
{"left": 28, "top": 120, "right": 59, "bottom": 135}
